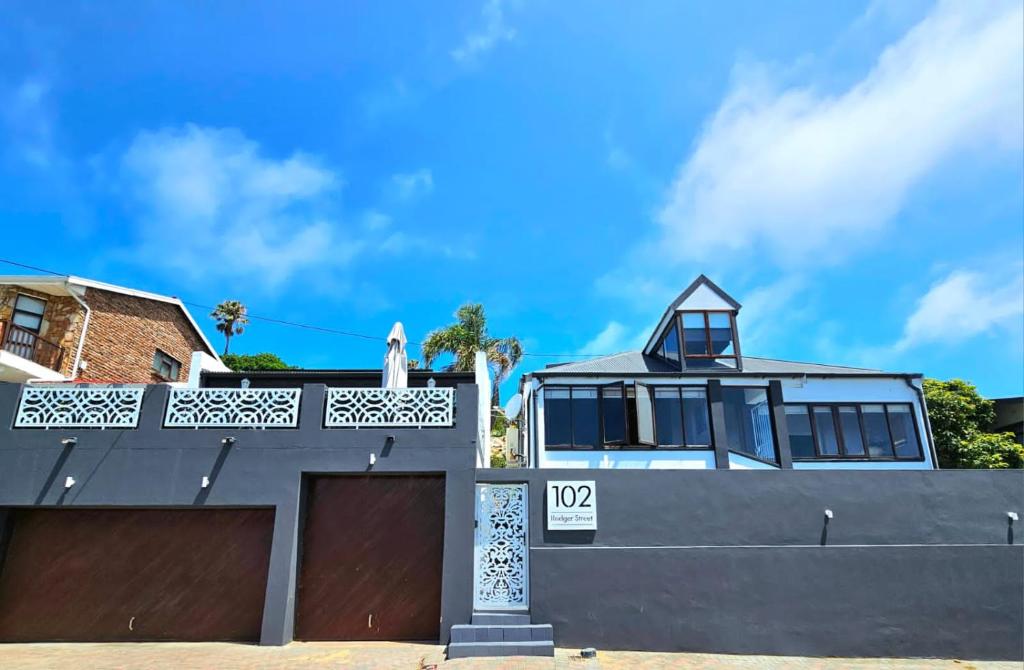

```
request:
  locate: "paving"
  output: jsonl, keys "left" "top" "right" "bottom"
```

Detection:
{"left": 0, "top": 641, "right": 1018, "bottom": 670}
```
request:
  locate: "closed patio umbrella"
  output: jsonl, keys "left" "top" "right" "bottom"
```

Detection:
{"left": 382, "top": 322, "right": 408, "bottom": 388}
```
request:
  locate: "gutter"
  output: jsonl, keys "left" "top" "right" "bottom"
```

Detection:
{"left": 66, "top": 282, "right": 91, "bottom": 381}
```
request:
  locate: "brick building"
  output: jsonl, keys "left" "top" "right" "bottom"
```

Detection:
{"left": 0, "top": 275, "right": 224, "bottom": 383}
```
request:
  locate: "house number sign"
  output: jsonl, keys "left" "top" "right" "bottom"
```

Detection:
{"left": 546, "top": 481, "right": 597, "bottom": 530}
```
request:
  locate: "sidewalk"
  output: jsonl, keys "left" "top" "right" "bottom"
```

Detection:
{"left": 0, "top": 642, "right": 1017, "bottom": 670}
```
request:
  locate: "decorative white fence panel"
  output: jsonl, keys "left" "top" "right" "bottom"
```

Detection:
{"left": 324, "top": 387, "right": 454, "bottom": 428}
{"left": 15, "top": 387, "right": 144, "bottom": 429}
{"left": 474, "top": 483, "right": 529, "bottom": 611}
{"left": 164, "top": 388, "right": 302, "bottom": 428}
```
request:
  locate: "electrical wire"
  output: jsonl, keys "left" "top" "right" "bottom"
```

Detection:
{"left": 0, "top": 257, "right": 604, "bottom": 358}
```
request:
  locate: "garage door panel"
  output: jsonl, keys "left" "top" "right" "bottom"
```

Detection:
{"left": 296, "top": 475, "right": 445, "bottom": 641}
{"left": 0, "top": 508, "right": 274, "bottom": 642}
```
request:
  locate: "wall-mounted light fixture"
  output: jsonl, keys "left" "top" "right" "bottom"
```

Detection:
{"left": 824, "top": 509, "right": 834, "bottom": 520}
{"left": 64, "top": 476, "right": 76, "bottom": 489}
{"left": 201, "top": 476, "right": 211, "bottom": 489}
{"left": 61, "top": 437, "right": 78, "bottom": 447}
{"left": 1009, "top": 512, "right": 1019, "bottom": 522}
{"left": 369, "top": 453, "right": 377, "bottom": 466}
{"left": 221, "top": 437, "right": 236, "bottom": 447}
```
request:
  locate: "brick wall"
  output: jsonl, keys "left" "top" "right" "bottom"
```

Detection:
{"left": 78, "top": 287, "right": 210, "bottom": 383}
{"left": 0, "top": 285, "right": 85, "bottom": 376}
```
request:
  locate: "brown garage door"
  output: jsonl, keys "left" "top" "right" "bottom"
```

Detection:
{"left": 0, "top": 508, "right": 274, "bottom": 642}
{"left": 295, "top": 475, "right": 445, "bottom": 641}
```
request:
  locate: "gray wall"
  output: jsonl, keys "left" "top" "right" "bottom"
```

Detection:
{"left": 0, "top": 382, "right": 480, "bottom": 645}
{"left": 480, "top": 469, "right": 1024, "bottom": 661}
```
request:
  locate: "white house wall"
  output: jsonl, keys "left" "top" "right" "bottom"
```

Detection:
{"left": 529, "top": 374, "right": 934, "bottom": 470}
{"left": 676, "top": 283, "right": 737, "bottom": 311}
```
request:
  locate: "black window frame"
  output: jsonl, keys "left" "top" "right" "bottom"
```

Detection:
{"left": 785, "top": 402, "right": 924, "bottom": 462}
{"left": 721, "top": 385, "right": 779, "bottom": 466}
{"left": 544, "top": 383, "right": 714, "bottom": 452}
{"left": 678, "top": 310, "right": 741, "bottom": 368}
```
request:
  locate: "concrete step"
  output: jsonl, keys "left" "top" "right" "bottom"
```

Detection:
{"left": 470, "top": 612, "right": 531, "bottom": 625}
{"left": 450, "top": 623, "right": 552, "bottom": 644}
{"left": 447, "top": 640, "right": 555, "bottom": 659}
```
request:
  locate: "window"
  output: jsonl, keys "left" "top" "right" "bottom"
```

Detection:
{"left": 654, "top": 322, "right": 681, "bottom": 367}
{"left": 785, "top": 406, "right": 815, "bottom": 459}
{"left": 785, "top": 403, "right": 922, "bottom": 460}
{"left": 679, "top": 311, "right": 739, "bottom": 368}
{"left": 12, "top": 294, "right": 46, "bottom": 333}
{"left": 152, "top": 350, "right": 182, "bottom": 381}
{"left": 722, "top": 387, "right": 777, "bottom": 463}
{"left": 545, "top": 384, "right": 712, "bottom": 450}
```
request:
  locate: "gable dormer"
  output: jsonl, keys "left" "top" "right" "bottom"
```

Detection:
{"left": 643, "top": 275, "right": 742, "bottom": 370}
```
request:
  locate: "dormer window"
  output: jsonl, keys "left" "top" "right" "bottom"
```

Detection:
{"left": 644, "top": 275, "right": 743, "bottom": 371}
{"left": 681, "top": 311, "right": 739, "bottom": 368}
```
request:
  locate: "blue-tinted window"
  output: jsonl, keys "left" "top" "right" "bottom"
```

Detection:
{"left": 812, "top": 407, "right": 840, "bottom": 456}
{"left": 682, "top": 313, "right": 709, "bottom": 355}
{"left": 708, "top": 313, "right": 734, "bottom": 356}
{"left": 837, "top": 407, "right": 865, "bottom": 456}
{"left": 544, "top": 388, "right": 572, "bottom": 447}
{"left": 572, "top": 387, "right": 599, "bottom": 449}
{"left": 601, "top": 385, "right": 627, "bottom": 445}
{"left": 785, "top": 406, "right": 815, "bottom": 459}
{"left": 654, "top": 387, "right": 684, "bottom": 446}
{"left": 662, "top": 323, "right": 681, "bottom": 366}
{"left": 682, "top": 389, "right": 711, "bottom": 446}
{"left": 861, "top": 405, "right": 894, "bottom": 457}
{"left": 886, "top": 405, "right": 921, "bottom": 459}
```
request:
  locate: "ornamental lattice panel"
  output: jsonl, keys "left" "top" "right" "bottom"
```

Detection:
{"left": 474, "top": 483, "right": 529, "bottom": 610}
{"left": 164, "top": 388, "right": 302, "bottom": 428}
{"left": 324, "top": 387, "right": 454, "bottom": 428}
{"left": 15, "top": 387, "right": 144, "bottom": 429}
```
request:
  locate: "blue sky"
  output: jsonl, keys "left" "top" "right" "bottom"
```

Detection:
{"left": 1, "top": 0, "right": 1022, "bottom": 399}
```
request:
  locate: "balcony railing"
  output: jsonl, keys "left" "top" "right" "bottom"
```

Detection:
{"left": 14, "top": 386, "right": 145, "bottom": 429}
{"left": 164, "top": 388, "right": 302, "bottom": 428}
{"left": 10, "top": 385, "right": 457, "bottom": 430}
{"left": 325, "top": 387, "right": 455, "bottom": 428}
{"left": 0, "top": 320, "right": 66, "bottom": 373}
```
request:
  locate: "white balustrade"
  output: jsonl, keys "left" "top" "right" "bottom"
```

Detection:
{"left": 325, "top": 387, "right": 454, "bottom": 428}
{"left": 15, "top": 387, "right": 144, "bottom": 429}
{"left": 164, "top": 388, "right": 301, "bottom": 428}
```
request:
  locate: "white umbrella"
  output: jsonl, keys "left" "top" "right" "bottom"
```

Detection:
{"left": 382, "top": 322, "right": 408, "bottom": 388}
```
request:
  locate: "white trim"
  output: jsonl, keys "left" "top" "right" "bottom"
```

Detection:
{"left": 0, "top": 275, "right": 220, "bottom": 360}
{"left": 0, "top": 350, "right": 66, "bottom": 382}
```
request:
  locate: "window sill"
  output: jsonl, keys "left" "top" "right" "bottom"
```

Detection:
{"left": 792, "top": 456, "right": 925, "bottom": 463}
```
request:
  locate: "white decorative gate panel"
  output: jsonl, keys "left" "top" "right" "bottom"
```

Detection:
{"left": 474, "top": 483, "right": 529, "bottom": 611}
{"left": 15, "top": 387, "right": 144, "bottom": 428}
{"left": 164, "top": 388, "right": 301, "bottom": 428}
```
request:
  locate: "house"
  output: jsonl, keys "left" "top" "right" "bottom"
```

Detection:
{"left": 514, "top": 275, "right": 937, "bottom": 470}
{"left": 0, "top": 275, "right": 225, "bottom": 384}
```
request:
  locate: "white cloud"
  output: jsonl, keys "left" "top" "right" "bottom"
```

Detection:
{"left": 3, "top": 78, "right": 59, "bottom": 169}
{"left": 578, "top": 320, "right": 653, "bottom": 356}
{"left": 118, "top": 124, "right": 355, "bottom": 289}
{"left": 451, "top": 0, "right": 516, "bottom": 65}
{"left": 656, "top": 0, "right": 1023, "bottom": 267}
{"left": 391, "top": 169, "right": 434, "bottom": 201}
{"left": 894, "top": 268, "right": 1024, "bottom": 351}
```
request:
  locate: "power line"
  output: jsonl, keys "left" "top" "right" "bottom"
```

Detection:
{"left": 0, "top": 257, "right": 604, "bottom": 358}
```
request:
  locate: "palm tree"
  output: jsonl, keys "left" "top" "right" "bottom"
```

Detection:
{"left": 210, "top": 300, "right": 249, "bottom": 355}
{"left": 420, "top": 303, "right": 523, "bottom": 406}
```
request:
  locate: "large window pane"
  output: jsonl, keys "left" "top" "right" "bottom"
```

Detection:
{"left": 544, "top": 388, "right": 572, "bottom": 447}
{"left": 837, "top": 407, "right": 865, "bottom": 456}
{"left": 662, "top": 323, "right": 681, "bottom": 366}
{"left": 708, "top": 313, "right": 734, "bottom": 356}
{"left": 682, "top": 313, "right": 708, "bottom": 355}
{"left": 682, "top": 389, "right": 711, "bottom": 446}
{"left": 812, "top": 407, "right": 840, "bottom": 456}
{"left": 785, "top": 406, "right": 815, "bottom": 459}
{"left": 654, "top": 388, "right": 684, "bottom": 447}
{"left": 722, "top": 387, "right": 776, "bottom": 463}
{"left": 572, "top": 387, "right": 599, "bottom": 449}
{"left": 861, "top": 404, "right": 894, "bottom": 457}
{"left": 886, "top": 405, "right": 920, "bottom": 459}
{"left": 635, "top": 384, "right": 655, "bottom": 445}
{"left": 601, "top": 385, "right": 627, "bottom": 445}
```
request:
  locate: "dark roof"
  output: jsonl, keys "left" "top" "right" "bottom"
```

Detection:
{"left": 201, "top": 369, "right": 474, "bottom": 389}
{"left": 534, "top": 351, "right": 915, "bottom": 377}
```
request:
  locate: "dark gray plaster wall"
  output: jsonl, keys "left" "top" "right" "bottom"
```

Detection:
{"left": 0, "top": 382, "right": 480, "bottom": 645}
{"left": 479, "top": 469, "right": 1024, "bottom": 660}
